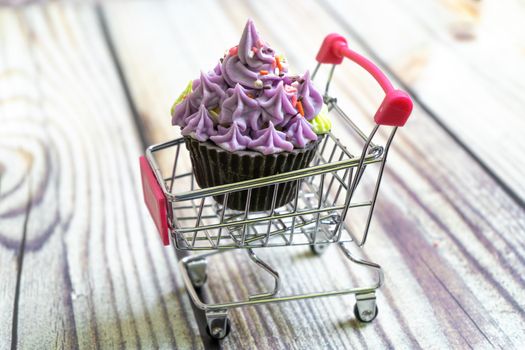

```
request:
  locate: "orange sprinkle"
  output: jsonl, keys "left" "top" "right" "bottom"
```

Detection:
{"left": 275, "top": 56, "right": 283, "bottom": 72}
{"left": 297, "top": 100, "right": 304, "bottom": 116}
{"left": 259, "top": 70, "right": 268, "bottom": 75}
{"left": 229, "top": 46, "right": 238, "bottom": 56}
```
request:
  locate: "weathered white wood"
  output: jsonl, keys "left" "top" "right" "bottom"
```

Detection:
{"left": 0, "top": 0, "right": 522, "bottom": 348}
{"left": 252, "top": 0, "right": 525, "bottom": 345}
{"left": 102, "top": 0, "right": 525, "bottom": 348}
{"left": 0, "top": 4, "right": 201, "bottom": 349}
{"left": 326, "top": 0, "right": 525, "bottom": 202}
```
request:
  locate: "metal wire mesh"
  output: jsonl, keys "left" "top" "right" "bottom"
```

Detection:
{"left": 148, "top": 119, "right": 385, "bottom": 250}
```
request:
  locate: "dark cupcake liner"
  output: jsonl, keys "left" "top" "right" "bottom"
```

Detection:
{"left": 184, "top": 136, "right": 321, "bottom": 212}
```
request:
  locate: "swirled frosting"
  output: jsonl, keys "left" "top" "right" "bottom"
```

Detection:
{"left": 181, "top": 104, "right": 217, "bottom": 141}
{"left": 189, "top": 71, "right": 226, "bottom": 109}
{"left": 297, "top": 71, "right": 323, "bottom": 120}
{"left": 286, "top": 116, "right": 318, "bottom": 148}
{"left": 171, "top": 19, "right": 325, "bottom": 154}
{"left": 219, "top": 84, "right": 260, "bottom": 130}
{"left": 249, "top": 122, "right": 294, "bottom": 155}
{"left": 172, "top": 95, "right": 194, "bottom": 127}
{"left": 210, "top": 123, "right": 251, "bottom": 152}
{"left": 259, "top": 81, "right": 296, "bottom": 126}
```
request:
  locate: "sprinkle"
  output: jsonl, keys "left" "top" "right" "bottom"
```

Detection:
{"left": 247, "top": 93, "right": 254, "bottom": 98}
{"left": 248, "top": 50, "right": 255, "bottom": 58}
{"left": 291, "top": 95, "right": 297, "bottom": 107}
{"left": 275, "top": 56, "right": 283, "bottom": 72}
{"left": 229, "top": 46, "right": 238, "bottom": 56}
{"left": 279, "top": 73, "right": 285, "bottom": 77}
{"left": 263, "top": 85, "right": 271, "bottom": 90}
{"left": 259, "top": 70, "right": 268, "bottom": 75}
{"left": 297, "top": 101, "right": 305, "bottom": 116}
{"left": 291, "top": 81, "right": 299, "bottom": 87}
{"left": 274, "top": 68, "right": 280, "bottom": 75}
{"left": 252, "top": 46, "right": 259, "bottom": 53}
{"left": 254, "top": 79, "right": 264, "bottom": 89}
{"left": 284, "top": 85, "right": 297, "bottom": 93}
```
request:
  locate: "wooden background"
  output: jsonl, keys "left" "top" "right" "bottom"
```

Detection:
{"left": 1, "top": 0, "right": 525, "bottom": 349}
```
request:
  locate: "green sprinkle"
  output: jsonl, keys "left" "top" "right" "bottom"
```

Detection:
{"left": 309, "top": 104, "right": 331, "bottom": 134}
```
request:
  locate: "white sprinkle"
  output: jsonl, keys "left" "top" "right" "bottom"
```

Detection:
{"left": 254, "top": 79, "right": 263, "bottom": 89}
{"left": 248, "top": 50, "right": 255, "bottom": 58}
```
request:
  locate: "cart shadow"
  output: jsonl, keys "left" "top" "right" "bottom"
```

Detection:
{"left": 337, "top": 318, "right": 368, "bottom": 330}
{"left": 289, "top": 249, "right": 317, "bottom": 260}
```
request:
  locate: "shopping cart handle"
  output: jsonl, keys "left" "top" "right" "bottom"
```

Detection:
{"left": 316, "top": 34, "right": 413, "bottom": 127}
{"left": 139, "top": 156, "right": 170, "bottom": 245}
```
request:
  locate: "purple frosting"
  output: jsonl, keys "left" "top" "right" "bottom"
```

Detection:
{"left": 189, "top": 72, "right": 226, "bottom": 109}
{"left": 210, "top": 123, "right": 251, "bottom": 152}
{"left": 249, "top": 122, "right": 294, "bottom": 155}
{"left": 297, "top": 71, "right": 323, "bottom": 120}
{"left": 259, "top": 81, "right": 296, "bottom": 126}
{"left": 171, "top": 19, "right": 323, "bottom": 154}
{"left": 219, "top": 84, "right": 260, "bottom": 130}
{"left": 182, "top": 104, "right": 217, "bottom": 141}
{"left": 285, "top": 116, "right": 318, "bottom": 148}
{"left": 238, "top": 19, "right": 275, "bottom": 69}
{"left": 172, "top": 96, "right": 194, "bottom": 127}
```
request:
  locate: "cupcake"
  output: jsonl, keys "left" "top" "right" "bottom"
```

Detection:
{"left": 171, "top": 19, "right": 329, "bottom": 211}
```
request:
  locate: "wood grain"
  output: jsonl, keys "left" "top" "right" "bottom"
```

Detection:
{"left": 0, "top": 0, "right": 523, "bottom": 349}
{"left": 324, "top": 0, "right": 525, "bottom": 203}
{"left": 0, "top": 4, "right": 201, "bottom": 349}
{"left": 101, "top": 0, "right": 525, "bottom": 349}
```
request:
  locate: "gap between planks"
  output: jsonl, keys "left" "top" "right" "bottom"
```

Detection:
{"left": 95, "top": 5, "right": 219, "bottom": 350}
{"left": 9, "top": 177, "right": 32, "bottom": 350}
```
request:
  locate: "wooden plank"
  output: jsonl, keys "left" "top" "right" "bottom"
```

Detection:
{"left": 323, "top": 0, "right": 525, "bottom": 203}
{"left": 248, "top": 2, "right": 525, "bottom": 346}
{"left": 104, "top": 0, "right": 525, "bottom": 348}
{"left": 0, "top": 4, "right": 202, "bottom": 349}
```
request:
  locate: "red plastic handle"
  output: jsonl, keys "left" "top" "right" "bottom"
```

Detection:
{"left": 139, "top": 156, "right": 170, "bottom": 245}
{"left": 316, "top": 34, "right": 413, "bottom": 127}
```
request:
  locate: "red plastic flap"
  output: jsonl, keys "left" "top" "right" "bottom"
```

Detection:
{"left": 374, "top": 90, "right": 413, "bottom": 127}
{"left": 139, "top": 156, "right": 170, "bottom": 246}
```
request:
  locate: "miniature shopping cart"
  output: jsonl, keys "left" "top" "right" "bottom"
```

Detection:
{"left": 140, "top": 34, "right": 412, "bottom": 339}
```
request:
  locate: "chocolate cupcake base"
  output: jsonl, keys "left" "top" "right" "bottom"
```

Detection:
{"left": 184, "top": 136, "right": 321, "bottom": 212}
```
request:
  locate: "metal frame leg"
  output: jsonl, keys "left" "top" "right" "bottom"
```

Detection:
{"left": 187, "top": 258, "right": 208, "bottom": 288}
{"left": 247, "top": 248, "right": 281, "bottom": 300}
{"left": 205, "top": 309, "right": 230, "bottom": 339}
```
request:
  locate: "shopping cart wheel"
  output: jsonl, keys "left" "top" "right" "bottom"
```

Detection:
{"left": 187, "top": 259, "right": 208, "bottom": 288}
{"left": 205, "top": 310, "right": 231, "bottom": 340}
{"left": 310, "top": 243, "right": 329, "bottom": 255}
{"left": 354, "top": 303, "right": 378, "bottom": 323}
{"left": 354, "top": 293, "right": 378, "bottom": 323}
